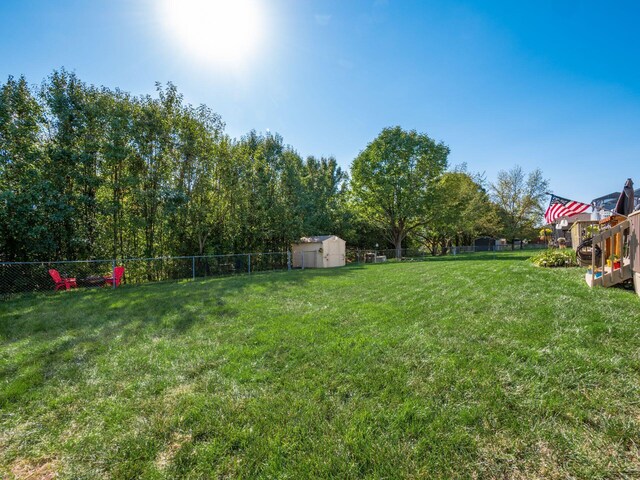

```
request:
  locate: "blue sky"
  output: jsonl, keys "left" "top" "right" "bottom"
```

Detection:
{"left": 1, "top": 0, "right": 639, "bottom": 203}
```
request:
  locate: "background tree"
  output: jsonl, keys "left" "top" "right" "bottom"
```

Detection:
{"left": 1, "top": 70, "right": 553, "bottom": 263}
{"left": 167, "top": 103, "right": 224, "bottom": 255}
{"left": 417, "top": 168, "right": 499, "bottom": 255}
{"left": 490, "top": 166, "right": 549, "bottom": 249}
{"left": 0, "top": 76, "right": 47, "bottom": 261}
{"left": 350, "top": 126, "right": 449, "bottom": 258}
{"left": 300, "top": 156, "right": 348, "bottom": 235}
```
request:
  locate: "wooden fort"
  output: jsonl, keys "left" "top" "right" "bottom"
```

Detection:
{"left": 585, "top": 210, "right": 640, "bottom": 297}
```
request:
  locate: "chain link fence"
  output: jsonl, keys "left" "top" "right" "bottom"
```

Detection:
{"left": 347, "top": 244, "right": 547, "bottom": 263}
{"left": 0, "top": 252, "right": 289, "bottom": 297}
{"left": 1, "top": 244, "right": 548, "bottom": 297}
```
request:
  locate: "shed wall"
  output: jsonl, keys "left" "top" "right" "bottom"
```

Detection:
{"left": 291, "top": 243, "right": 321, "bottom": 268}
{"left": 570, "top": 220, "right": 598, "bottom": 249}
{"left": 322, "top": 238, "right": 346, "bottom": 268}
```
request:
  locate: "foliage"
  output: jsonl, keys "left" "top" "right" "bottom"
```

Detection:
{"left": 585, "top": 224, "right": 599, "bottom": 239}
{"left": 490, "top": 166, "right": 549, "bottom": 248}
{"left": 2, "top": 253, "right": 640, "bottom": 477}
{"left": 0, "top": 71, "right": 349, "bottom": 261}
{"left": 530, "top": 248, "right": 577, "bottom": 267}
{"left": 350, "top": 126, "right": 449, "bottom": 257}
{"left": 0, "top": 75, "right": 47, "bottom": 260}
{"left": 539, "top": 227, "right": 552, "bottom": 240}
{"left": 1, "top": 71, "right": 552, "bottom": 261}
{"left": 417, "top": 169, "right": 499, "bottom": 255}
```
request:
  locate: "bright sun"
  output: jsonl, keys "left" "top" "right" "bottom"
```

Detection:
{"left": 158, "top": 0, "right": 266, "bottom": 70}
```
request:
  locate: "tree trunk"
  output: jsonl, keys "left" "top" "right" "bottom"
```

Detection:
{"left": 392, "top": 228, "right": 404, "bottom": 260}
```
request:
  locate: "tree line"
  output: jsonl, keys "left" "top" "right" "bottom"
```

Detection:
{"left": 0, "top": 70, "right": 548, "bottom": 262}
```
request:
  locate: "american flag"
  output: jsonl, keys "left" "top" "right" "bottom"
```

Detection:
{"left": 544, "top": 194, "right": 591, "bottom": 224}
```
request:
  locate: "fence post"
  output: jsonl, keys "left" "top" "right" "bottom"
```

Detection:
{"left": 192, "top": 256, "right": 195, "bottom": 280}
{"left": 112, "top": 259, "right": 116, "bottom": 290}
{"left": 302, "top": 252, "right": 305, "bottom": 270}
{"left": 287, "top": 251, "right": 291, "bottom": 271}
{"left": 248, "top": 254, "right": 251, "bottom": 274}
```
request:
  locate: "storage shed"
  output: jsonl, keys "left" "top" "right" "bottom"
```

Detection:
{"left": 570, "top": 217, "right": 598, "bottom": 249}
{"left": 473, "top": 236, "right": 495, "bottom": 251}
{"left": 292, "top": 235, "right": 346, "bottom": 268}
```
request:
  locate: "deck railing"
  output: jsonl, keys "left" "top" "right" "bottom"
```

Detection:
{"left": 588, "top": 219, "right": 633, "bottom": 287}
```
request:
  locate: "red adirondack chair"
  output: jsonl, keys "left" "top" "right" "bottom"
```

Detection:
{"left": 49, "top": 269, "right": 77, "bottom": 291}
{"left": 104, "top": 266, "right": 125, "bottom": 287}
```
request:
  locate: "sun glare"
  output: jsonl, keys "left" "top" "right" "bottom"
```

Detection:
{"left": 158, "top": 0, "right": 266, "bottom": 70}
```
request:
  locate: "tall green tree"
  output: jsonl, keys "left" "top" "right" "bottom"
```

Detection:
{"left": 417, "top": 169, "right": 499, "bottom": 255}
{"left": 0, "top": 76, "right": 48, "bottom": 261}
{"left": 300, "top": 156, "right": 347, "bottom": 235}
{"left": 490, "top": 165, "right": 549, "bottom": 249}
{"left": 350, "top": 126, "right": 449, "bottom": 258}
{"left": 98, "top": 88, "right": 136, "bottom": 259}
{"left": 169, "top": 103, "right": 225, "bottom": 255}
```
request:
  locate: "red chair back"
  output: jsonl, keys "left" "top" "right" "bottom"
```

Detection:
{"left": 114, "top": 266, "right": 125, "bottom": 285}
{"left": 49, "top": 269, "right": 62, "bottom": 284}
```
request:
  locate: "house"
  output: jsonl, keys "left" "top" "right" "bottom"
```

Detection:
{"left": 592, "top": 189, "right": 640, "bottom": 217}
{"left": 291, "top": 235, "right": 346, "bottom": 268}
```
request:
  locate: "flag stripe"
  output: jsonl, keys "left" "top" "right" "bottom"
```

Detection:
{"left": 545, "top": 194, "right": 590, "bottom": 224}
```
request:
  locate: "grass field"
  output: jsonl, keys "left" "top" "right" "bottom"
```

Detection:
{"left": 2, "top": 252, "right": 640, "bottom": 479}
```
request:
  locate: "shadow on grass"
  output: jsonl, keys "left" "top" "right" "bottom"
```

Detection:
{"left": 0, "top": 264, "right": 369, "bottom": 406}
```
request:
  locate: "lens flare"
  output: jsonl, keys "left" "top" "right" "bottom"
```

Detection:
{"left": 158, "top": 0, "right": 266, "bottom": 70}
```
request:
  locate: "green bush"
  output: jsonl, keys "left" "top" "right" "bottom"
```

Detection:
{"left": 531, "top": 248, "right": 577, "bottom": 268}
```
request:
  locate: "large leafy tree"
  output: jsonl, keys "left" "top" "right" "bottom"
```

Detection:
{"left": 350, "top": 126, "right": 449, "bottom": 258}
{"left": 168, "top": 103, "right": 224, "bottom": 255}
{"left": 0, "top": 76, "right": 48, "bottom": 261}
{"left": 490, "top": 165, "right": 549, "bottom": 249}
{"left": 41, "top": 70, "right": 102, "bottom": 259}
{"left": 300, "top": 156, "right": 347, "bottom": 235}
{"left": 98, "top": 88, "right": 136, "bottom": 259}
{"left": 418, "top": 169, "right": 499, "bottom": 254}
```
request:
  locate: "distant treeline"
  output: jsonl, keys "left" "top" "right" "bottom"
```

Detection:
{"left": 0, "top": 70, "right": 547, "bottom": 262}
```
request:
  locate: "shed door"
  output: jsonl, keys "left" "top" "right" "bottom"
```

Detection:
{"left": 303, "top": 250, "right": 317, "bottom": 268}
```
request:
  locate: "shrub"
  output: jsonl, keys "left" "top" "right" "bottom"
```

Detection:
{"left": 531, "top": 248, "right": 577, "bottom": 268}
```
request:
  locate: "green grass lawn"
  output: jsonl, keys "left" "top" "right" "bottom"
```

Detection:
{"left": 2, "top": 252, "right": 640, "bottom": 479}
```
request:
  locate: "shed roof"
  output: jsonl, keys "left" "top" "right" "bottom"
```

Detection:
{"left": 297, "top": 235, "right": 340, "bottom": 243}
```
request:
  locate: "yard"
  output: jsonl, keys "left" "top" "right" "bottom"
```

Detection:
{"left": 1, "top": 252, "right": 640, "bottom": 478}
